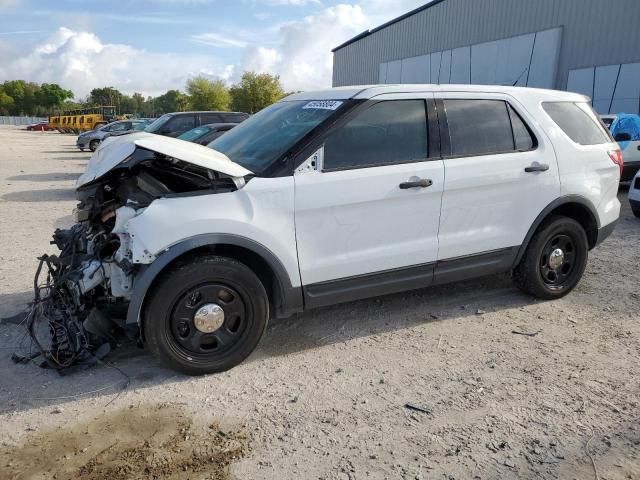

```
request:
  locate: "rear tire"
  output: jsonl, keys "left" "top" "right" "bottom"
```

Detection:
{"left": 513, "top": 215, "right": 588, "bottom": 299}
{"left": 632, "top": 207, "right": 640, "bottom": 218}
{"left": 89, "top": 139, "right": 99, "bottom": 152}
{"left": 144, "top": 255, "right": 268, "bottom": 375}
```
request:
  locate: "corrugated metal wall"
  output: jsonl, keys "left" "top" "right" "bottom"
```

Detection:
{"left": 0, "top": 116, "right": 47, "bottom": 126}
{"left": 332, "top": 0, "right": 640, "bottom": 90}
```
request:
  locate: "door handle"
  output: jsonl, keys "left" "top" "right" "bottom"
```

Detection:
{"left": 524, "top": 163, "right": 549, "bottom": 173}
{"left": 399, "top": 178, "right": 433, "bottom": 189}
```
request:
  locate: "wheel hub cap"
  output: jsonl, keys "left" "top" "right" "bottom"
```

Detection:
{"left": 193, "top": 303, "right": 225, "bottom": 333}
{"left": 548, "top": 248, "right": 565, "bottom": 269}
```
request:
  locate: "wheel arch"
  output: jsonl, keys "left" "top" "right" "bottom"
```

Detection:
{"left": 513, "top": 195, "right": 600, "bottom": 267}
{"left": 125, "top": 234, "right": 303, "bottom": 332}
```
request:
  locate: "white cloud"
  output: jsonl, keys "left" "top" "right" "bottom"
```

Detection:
{"left": 0, "top": 27, "right": 232, "bottom": 98}
{"left": 192, "top": 33, "right": 248, "bottom": 48}
{"left": 0, "top": 0, "right": 22, "bottom": 10}
{"left": 262, "top": 0, "right": 322, "bottom": 5}
{"left": 0, "top": 1, "right": 432, "bottom": 96}
{"left": 0, "top": 30, "right": 45, "bottom": 35}
{"left": 34, "top": 9, "right": 192, "bottom": 25}
{"left": 238, "top": 0, "right": 427, "bottom": 91}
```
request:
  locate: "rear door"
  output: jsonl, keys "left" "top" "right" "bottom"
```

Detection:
{"left": 294, "top": 94, "right": 445, "bottom": 303}
{"left": 434, "top": 92, "right": 560, "bottom": 261}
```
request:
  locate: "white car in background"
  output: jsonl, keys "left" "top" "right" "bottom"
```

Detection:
{"left": 601, "top": 113, "right": 640, "bottom": 182}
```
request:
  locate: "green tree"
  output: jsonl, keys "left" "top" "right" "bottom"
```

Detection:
{"left": 0, "top": 91, "right": 14, "bottom": 114}
{"left": 119, "top": 95, "right": 137, "bottom": 115}
{"left": 186, "top": 76, "right": 230, "bottom": 111}
{"left": 132, "top": 93, "right": 146, "bottom": 114}
{"left": 155, "top": 89, "right": 190, "bottom": 114}
{"left": 88, "top": 86, "right": 123, "bottom": 106}
{"left": 230, "top": 72, "right": 285, "bottom": 114}
{"left": 37, "top": 83, "right": 73, "bottom": 112}
{"left": 2, "top": 80, "right": 26, "bottom": 114}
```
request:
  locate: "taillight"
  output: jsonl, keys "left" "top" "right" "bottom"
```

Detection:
{"left": 607, "top": 149, "right": 623, "bottom": 176}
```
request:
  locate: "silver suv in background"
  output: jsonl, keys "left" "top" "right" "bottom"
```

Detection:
{"left": 76, "top": 119, "right": 150, "bottom": 152}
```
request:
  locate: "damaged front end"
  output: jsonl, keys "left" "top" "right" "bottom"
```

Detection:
{"left": 18, "top": 134, "right": 251, "bottom": 370}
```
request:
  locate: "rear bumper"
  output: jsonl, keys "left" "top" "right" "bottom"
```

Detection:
{"left": 594, "top": 219, "right": 618, "bottom": 247}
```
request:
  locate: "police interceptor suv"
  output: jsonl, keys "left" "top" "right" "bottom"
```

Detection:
{"left": 47, "top": 85, "right": 621, "bottom": 375}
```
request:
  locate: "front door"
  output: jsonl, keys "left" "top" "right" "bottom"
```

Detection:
{"left": 294, "top": 97, "right": 445, "bottom": 304}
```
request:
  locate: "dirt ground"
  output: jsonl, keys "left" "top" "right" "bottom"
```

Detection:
{"left": 0, "top": 125, "right": 638, "bottom": 480}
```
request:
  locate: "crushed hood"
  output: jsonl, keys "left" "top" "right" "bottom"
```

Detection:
{"left": 76, "top": 132, "right": 253, "bottom": 188}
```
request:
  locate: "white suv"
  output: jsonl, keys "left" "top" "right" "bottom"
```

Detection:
{"left": 41, "top": 85, "right": 621, "bottom": 375}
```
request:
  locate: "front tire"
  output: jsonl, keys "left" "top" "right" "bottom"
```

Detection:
{"left": 144, "top": 255, "right": 268, "bottom": 375}
{"left": 513, "top": 215, "right": 588, "bottom": 299}
{"left": 89, "top": 139, "right": 99, "bottom": 152}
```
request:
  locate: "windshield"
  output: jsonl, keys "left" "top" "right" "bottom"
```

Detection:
{"left": 208, "top": 100, "right": 344, "bottom": 173}
{"left": 178, "top": 126, "right": 211, "bottom": 142}
{"left": 145, "top": 114, "right": 172, "bottom": 133}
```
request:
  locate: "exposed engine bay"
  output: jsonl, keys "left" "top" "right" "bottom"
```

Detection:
{"left": 17, "top": 141, "right": 245, "bottom": 370}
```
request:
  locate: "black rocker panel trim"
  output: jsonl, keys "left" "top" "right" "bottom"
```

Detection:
{"left": 304, "top": 262, "right": 435, "bottom": 309}
{"left": 303, "top": 247, "right": 518, "bottom": 310}
{"left": 432, "top": 247, "right": 518, "bottom": 286}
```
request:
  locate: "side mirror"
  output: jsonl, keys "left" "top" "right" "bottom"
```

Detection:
{"left": 614, "top": 132, "right": 631, "bottom": 142}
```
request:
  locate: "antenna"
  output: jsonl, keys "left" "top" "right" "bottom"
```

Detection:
{"left": 512, "top": 67, "right": 529, "bottom": 86}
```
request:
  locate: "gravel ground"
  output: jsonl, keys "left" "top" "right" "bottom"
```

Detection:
{"left": 0, "top": 125, "right": 639, "bottom": 480}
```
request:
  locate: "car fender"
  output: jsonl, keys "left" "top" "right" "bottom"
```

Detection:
{"left": 513, "top": 195, "right": 600, "bottom": 267}
{"left": 125, "top": 233, "right": 304, "bottom": 329}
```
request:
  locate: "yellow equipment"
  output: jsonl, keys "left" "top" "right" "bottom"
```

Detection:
{"left": 49, "top": 106, "right": 126, "bottom": 134}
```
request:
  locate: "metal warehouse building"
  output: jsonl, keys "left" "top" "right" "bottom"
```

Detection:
{"left": 332, "top": 0, "right": 640, "bottom": 114}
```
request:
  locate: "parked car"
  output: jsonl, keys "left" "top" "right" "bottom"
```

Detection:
{"left": 629, "top": 170, "right": 640, "bottom": 218}
{"left": 26, "top": 120, "right": 52, "bottom": 131}
{"left": 44, "top": 85, "right": 621, "bottom": 375}
{"left": 144, "top": 111, "right": 249, "bottom": 138}
{"left": 76, "top": 119, "right": 149, "bottom": 152}
{"left": 606, "top": 113, "right": 640, "bottom": 182}
{"left": 101, "top": 119, "right": 150, "bottom": 141}
{"left": 177, "top": 123, "right": 238, "bottom": 145}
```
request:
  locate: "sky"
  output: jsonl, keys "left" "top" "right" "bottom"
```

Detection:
{"left": 0, "top": 0, "right": 427, "bottom": 99}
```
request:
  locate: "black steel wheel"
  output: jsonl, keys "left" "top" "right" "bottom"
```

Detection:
{"left": 539, "top": 233, "right": 578, "bottom": 289}
{"left": 144, "top": 255, "right": 268, "bottom": 375}
{"left": 513, "top": 215, "right": 588, "bottom": 299}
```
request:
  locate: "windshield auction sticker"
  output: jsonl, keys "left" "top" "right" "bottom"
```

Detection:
{"left": 302, "top": 100, "right": 343, "bottom": 110}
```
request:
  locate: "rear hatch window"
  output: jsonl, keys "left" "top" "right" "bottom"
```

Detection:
{"left": 542, "top": 102, "right": 613, "bottom": 145}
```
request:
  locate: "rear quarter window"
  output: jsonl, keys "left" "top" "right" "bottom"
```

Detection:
{"left": 542, "top": 102, "right": 612, "bottom": 145}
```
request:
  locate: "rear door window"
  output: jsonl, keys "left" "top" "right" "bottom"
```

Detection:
{"left": 323, "top": 100, "right": 428, "bottom": 170}
{"left": 542, "top": 102, "right": 612, "bottom": 145}
{"left": 199, "top": 113, "right": 223, "bottom": 125}
{"left": 166, "top": 114, "right": 195, "bottom": 134}
{"left": 444, "top": 99, "right": 519, "bottom": 156}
